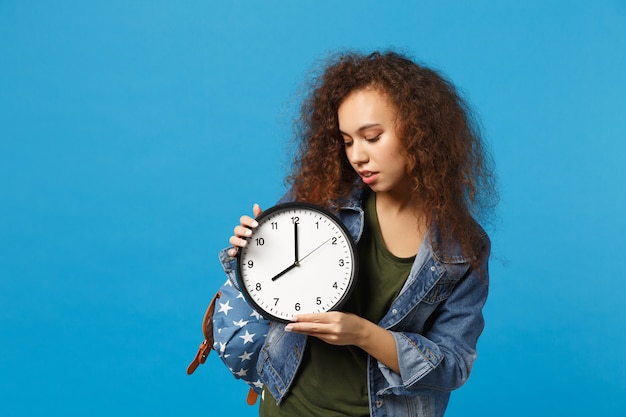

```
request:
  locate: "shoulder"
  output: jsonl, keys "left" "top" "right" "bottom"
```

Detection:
{"left": 334, "top": 185, "right": 368, "bottom": 209}
{"left": 431, "top": 219, "right": 490, "bottom": 266}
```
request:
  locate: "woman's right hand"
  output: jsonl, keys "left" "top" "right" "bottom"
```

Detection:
{"left": 227, "top": 203, "right": 263, "bottom": 258}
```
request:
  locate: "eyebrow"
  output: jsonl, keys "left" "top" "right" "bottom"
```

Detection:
{"left": 339, "top": 123, "right": 382, "bottom": 137}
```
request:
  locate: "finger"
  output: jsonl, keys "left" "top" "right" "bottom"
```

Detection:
{"left": 239, "top": 215, "right": 259, "bottom": 229}
{"left": 293, "top": 312, "right": 339, "bottom": 323}
{"left": 253, "top": 203, "right": 262, "bottom": 217}
{"left": 285, "top": 321, "right": 330, "bottom": 334}
{"left": 234, "top": 225, "right": 254, "bottom": 238}
{"left": 229, "top": 235, "right": 249, "bottom": 248}
{"left": 292, "top": 313, "right": 324, "bottom": 323}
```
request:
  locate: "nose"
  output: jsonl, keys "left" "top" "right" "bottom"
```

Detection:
{"left": 346, "top": 140, "right": 369, "bottom": 165}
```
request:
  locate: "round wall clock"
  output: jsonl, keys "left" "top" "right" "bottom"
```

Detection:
{"left": 236, "top": 202, "right": 358, "bottom": 323}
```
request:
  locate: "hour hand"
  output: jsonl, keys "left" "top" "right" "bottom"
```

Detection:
{"left": 270, "top": 262, "right": 297, "bottom": 282}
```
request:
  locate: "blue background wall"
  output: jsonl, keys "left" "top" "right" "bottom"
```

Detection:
{"left": 1, "top": 1, "right": 625, "bottom": 415}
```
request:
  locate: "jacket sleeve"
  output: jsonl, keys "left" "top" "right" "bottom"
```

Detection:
{"left": 378, "top": 237, "right": 490, "bottom": 394}
{"left": 218, "top": 246, "right": 240, "bottom": 288}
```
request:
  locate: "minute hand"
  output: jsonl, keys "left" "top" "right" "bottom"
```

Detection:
{"left": 298, "top": 237, "right": 332, "bottom": 264}
{"left": 294, "top": 222, "right": 299, "bottom": 263}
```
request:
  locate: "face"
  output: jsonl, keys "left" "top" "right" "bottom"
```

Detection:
{"left": 338, "top": 88, "right": 410, "bottom": 198}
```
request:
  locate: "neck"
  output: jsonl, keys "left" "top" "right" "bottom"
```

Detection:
{"left": 372, "top": 189, "right": 428, "bottom": 257}
{"left": 374, "top": 188, "right": 426, "bottom": 226}
{"left": 373, "top": 185, "right": 418, "bottom": 213}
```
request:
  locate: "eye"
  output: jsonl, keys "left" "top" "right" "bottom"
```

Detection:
{"left": 365, "top": 134, "right": 381, "bottom": 143}
{"left": 341, "top": 135, "right": 353, "bottom": 147}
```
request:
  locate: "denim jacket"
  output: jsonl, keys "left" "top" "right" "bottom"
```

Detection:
{"left": 219, "top": 188, "right": 490, "bottom": 417}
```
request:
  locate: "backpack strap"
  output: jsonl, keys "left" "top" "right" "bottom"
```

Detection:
{"left": 247, "top": 388, "right": 259, "bottom": 405}
{"left": 187, "top": 291, "right": 221, "bottom": 375}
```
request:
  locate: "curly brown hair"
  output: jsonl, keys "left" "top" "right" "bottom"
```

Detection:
{"left": 288, "top": 50, "right": 497, "bottom": 262}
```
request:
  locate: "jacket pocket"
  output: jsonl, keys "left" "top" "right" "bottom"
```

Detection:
{"left": 422, "top": 279, "right": 457, "bottom": 304}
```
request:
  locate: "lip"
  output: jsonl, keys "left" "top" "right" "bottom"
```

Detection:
{"left": 359, "top": 170, "right": 379, "bottom": 185}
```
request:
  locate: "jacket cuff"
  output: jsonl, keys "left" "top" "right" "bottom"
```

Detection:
{"left": 218, "top": 247, "right": 240, "bottom": 290}
{"left": 378, "top": 332, "right": 443, "bottom": 392}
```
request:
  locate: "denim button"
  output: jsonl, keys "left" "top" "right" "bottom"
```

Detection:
{"left": 430, "top": 266, "right": 436, "bottom": 271}
{"left": 392, "top": 309, "right": 398, "bottom": 314}
{"left": 375, "top": 400, "right": 383, "bottom": 408}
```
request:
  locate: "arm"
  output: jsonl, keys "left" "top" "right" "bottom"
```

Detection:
{"left": 287, "top": 237, "right": 490, "bottom": 392}
{"left": 388, "top": 242, "right": 490, "bottom": 392}
{"left": 396, "top": 274, "right": 487, "bottom": 390}
{"left": 285, "top": 312, "right": 400, "bottom": 373}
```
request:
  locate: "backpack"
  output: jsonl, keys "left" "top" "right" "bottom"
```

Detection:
{"left": 187, "top": 279, "right": 270, "bottom": 405}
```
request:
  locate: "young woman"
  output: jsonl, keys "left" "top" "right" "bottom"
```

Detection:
{"left": 222, "top": 51, "right": 497, "bottom": 417}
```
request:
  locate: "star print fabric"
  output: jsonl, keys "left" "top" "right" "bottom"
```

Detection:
{"left": 212, "top": 279, "right": 270, "bottom": 394}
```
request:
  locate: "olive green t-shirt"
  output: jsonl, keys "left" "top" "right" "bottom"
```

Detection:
{"left": 260, "top": 192, "right": 415, "bottom": 416}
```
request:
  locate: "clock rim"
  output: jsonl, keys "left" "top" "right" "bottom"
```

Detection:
{"left": 235, "top": 201, "right": 359, "bottom": 323}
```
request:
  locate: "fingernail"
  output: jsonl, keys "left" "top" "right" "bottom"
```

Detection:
{"left": 245, "top": 229, "right": 252, "bottom": 236}
{"left": 251, "top": 220, "right": 258, "bottom": 228}
{"left": 285, "top": 325, "right": 293, "bottom": 332}
{"left": 241, "top": 239, "right": 248, "bottom": 247}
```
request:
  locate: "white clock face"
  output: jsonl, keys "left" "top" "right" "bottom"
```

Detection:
{"left": 236, "top": 203, "right": 358, "bottom": 323}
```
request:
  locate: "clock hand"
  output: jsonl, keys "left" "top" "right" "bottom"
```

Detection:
{"left": 298, "top": 237, "right": 332, "bottom": 264}
{"left": 294, "top": 222, "right": 299, "bottom": 263}
{"left": 270, "top": 262, "right": 298, "bottom": 282}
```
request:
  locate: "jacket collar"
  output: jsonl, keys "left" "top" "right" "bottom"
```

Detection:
{"left": 337, "top": 186, "right": 479, "bottom": 265}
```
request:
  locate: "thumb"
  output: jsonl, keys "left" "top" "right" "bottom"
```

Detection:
{"left": 253, "top": 203, "right": 263, "bottom": 217}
